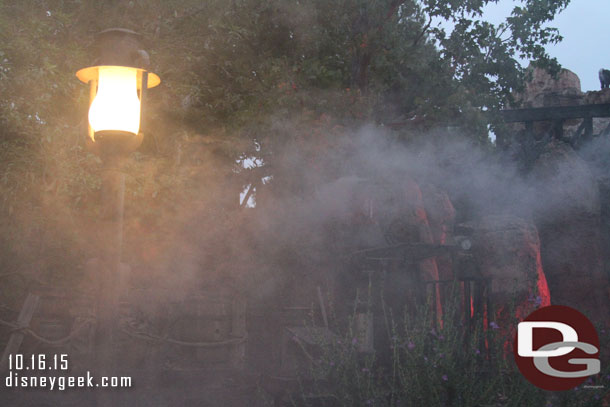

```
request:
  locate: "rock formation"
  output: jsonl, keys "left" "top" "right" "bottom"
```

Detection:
{"left": 508, "top": 67, "right": 610, "bottom": 325}
{"left": 470, "top": 215, "right": 550, "bottom": 324}
{"left": 517, "top": 67, "right": 582, "bottom": 108}
{"left": 420, "top": 183, "right": 456, "bottom": 282}
{"left": 529, "top": 141, "right": 610, "bottom": 324}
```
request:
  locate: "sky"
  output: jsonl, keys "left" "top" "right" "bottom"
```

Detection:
{"left": 480, "top": 0, "right": 610, "bottom": 92}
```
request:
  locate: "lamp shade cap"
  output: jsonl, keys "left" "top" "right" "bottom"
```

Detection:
{"left": 89, "top": 27, "right": 152, "bottom": 70}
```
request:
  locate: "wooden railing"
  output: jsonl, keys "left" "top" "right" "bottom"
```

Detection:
{"left": 498, "top": 102, "right": 610, "bottom": 148}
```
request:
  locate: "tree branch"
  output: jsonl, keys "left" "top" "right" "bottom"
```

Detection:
{"left": 376, "top": 0, "right": 408, "bottom": 33}
{"left": 412, "top": 15, "right": 433, "bottom": 46}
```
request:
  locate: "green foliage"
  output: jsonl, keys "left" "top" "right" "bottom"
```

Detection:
{"left": 0, "top": 0, "right": 572, "bottom": 293}
{"left": 297, "top": 288, "right": 610, "bottom": 406}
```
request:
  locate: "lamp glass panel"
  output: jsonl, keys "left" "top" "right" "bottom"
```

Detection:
{"left": 88, "top": 66, "right": 141, "bottom": 134}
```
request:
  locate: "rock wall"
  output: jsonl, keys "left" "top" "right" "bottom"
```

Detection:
{"left": 467, "top": 215, "right": 550, "bottom": 342}
{"left": 516, "top": 67, "right": 583, "bottom": 108}
{"left": 471, "top": 215, "right": 550, "bottom": 313}
{"left": 421, "top": 183, "right": 456, "bottom": 282}
{"left": 529, "top": 141, "right": 610, "bottom": 324}
{"left": 510, "top": 67, "right": 610, "bottom": 325}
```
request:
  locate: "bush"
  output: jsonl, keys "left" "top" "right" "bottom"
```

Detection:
{"left": 293, "top": 285, "right": 610, "bottom": 407}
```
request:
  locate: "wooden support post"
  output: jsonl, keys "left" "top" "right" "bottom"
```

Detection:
{"left": 0, "top": 293, "right": 40, "bottom": 373}
{"left": 473, "top": 280, "right": 483, "bottom": 319}
{"left": 584, "top": 116, "right": 593, "bottom": 141}
{"left": 522, "top": 121, "right": 536, "bottom": 162}
{"left": 354, "top": 312, "right": 374, "bottom": 353}
{"left": 525, "top": 121, "right": 533, "bottom": 138}
{"left": 473, "top": 280, "right": 485, "bottom": 353}
{"left": 431, "top": 282, "right": 438, "bottom": 328}
{"left": 554, "top": 119, "right": 564, "bottom": 140}
{"left": 316, "top": 287, "right": 328, "bottom": 329}
{"left": 230, "top": 297, "right": 247, "bottom": 369}
{"left": 485, "top": 280, "right": 494, "bottom": 366}
{"left": 464, "top": 280, "right": 472, "bottom": 329}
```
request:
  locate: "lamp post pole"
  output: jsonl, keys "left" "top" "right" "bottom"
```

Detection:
{"left": 98, "top": 158, "right": 126, "bottom": 355}
{"left": 95, "top": 157, "right": 126, "bottom": 406}
{"left": 76, "top": 28, "right": 160, "bottom": 406}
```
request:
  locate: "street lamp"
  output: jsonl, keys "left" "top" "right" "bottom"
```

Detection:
{"left": 75, "top": 29, "right": 160, "bottom": 403}
{"left": 76, "top": 28, "right": 160, "bottom": 155}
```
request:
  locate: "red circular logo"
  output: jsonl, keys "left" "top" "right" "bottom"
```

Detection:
{"left": 513, "top": 305, "right": 600, "bottom": 391}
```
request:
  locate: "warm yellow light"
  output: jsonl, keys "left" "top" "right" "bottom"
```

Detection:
{"left": 88, "top": 66, "right": 141, "bottom": 135}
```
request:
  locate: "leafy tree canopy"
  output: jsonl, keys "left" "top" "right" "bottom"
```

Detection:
{"left": 0, "top": 0, "right": 570, "bottom": 281}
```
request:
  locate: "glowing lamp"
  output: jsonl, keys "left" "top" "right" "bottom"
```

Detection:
{"left": 88, "top": 66, "right": 141, "bottom": 134}
{"left": 76, "top": 28, "right": 160, "bottom": 155}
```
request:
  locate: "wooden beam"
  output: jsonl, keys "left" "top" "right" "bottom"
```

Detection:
{"left": 0, "top": 293, "right": 40, "bottom": 373}
{"left": 500, "top": 103, "right": 610, "bottom": 123}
